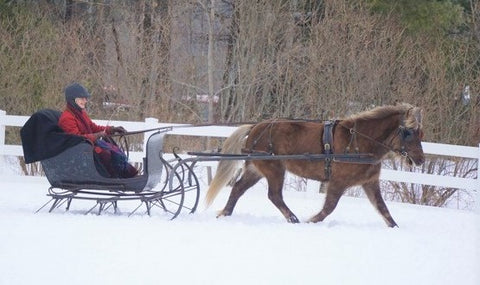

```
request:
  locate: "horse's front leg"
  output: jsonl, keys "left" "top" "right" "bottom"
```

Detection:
{"left": 362, "top": 180, "right": 398, "bottom": 228}
{"left": 309, "top": 182, "right": 345, "bottom": 223}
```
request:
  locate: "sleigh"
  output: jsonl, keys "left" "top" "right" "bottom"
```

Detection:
{"left": 20, "top": 109, "right": 200, "bottom": 219}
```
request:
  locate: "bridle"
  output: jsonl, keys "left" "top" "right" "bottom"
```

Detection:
{"left": 338, "top": 122, "right": 418, "bottom": 161}
{"left": 395, "top": 126, "right": 418, "bottom": 157}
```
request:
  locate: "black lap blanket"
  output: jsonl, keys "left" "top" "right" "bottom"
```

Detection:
{"left": 20, "top": 109, "right": 85, "bottom": 163}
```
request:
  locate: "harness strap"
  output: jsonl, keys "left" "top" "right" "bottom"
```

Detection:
{"left": 250, "top": 120, "right": 277, "bottom": 154}
{"left": 323, "top": 120, "right": 336, "bottom": 181}
{"left": 345, "top": 122, "right": 359, "bottom": 153}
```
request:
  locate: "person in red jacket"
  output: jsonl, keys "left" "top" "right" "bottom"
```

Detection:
{"left": 58, "top": 82, "right": 137, "bottom": 178}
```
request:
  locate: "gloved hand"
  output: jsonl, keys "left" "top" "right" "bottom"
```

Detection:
{"left": 93, "top": 131, "right": 107, "bottom": 140}
{"left": 112, "top": 126, "right": 127, "bottom": 135}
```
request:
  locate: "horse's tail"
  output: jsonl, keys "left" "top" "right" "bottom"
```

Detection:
{"left": 205, "top": 124, "right": 253, "bottom": 208}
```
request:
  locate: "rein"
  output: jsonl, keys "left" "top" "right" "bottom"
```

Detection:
{"left": 107, "top": 127, "right": 173, "bottom": 160}
{"left": 110, "top": 126, "right": 174, "bottom": 137}
{"left": 110, "top": 119, "right": 324, "bottom": 138}
{"left": 106, "top": 118, "right": 413, "bottom": 164}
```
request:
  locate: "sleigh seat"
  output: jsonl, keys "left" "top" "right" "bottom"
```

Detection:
{"left": 40, "top": 129, "right": 164, "bottom": 193}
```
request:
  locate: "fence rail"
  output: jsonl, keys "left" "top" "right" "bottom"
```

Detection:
{"left": 1, "top": 110, "right": 478, "bottom": 194}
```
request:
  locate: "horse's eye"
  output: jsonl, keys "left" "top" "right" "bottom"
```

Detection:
{"left": 402, "top": 128, "right": 414, "bottom": 141}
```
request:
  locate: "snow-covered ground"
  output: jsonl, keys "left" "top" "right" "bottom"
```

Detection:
{"left": 0, "top": 170, "right": 478, "bottom": 285}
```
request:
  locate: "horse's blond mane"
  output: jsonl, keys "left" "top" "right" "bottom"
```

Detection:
{"left": 345, "top": 103, "right": 421, "bottom": 129}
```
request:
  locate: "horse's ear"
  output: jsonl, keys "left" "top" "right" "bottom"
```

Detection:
{"left": 412, "top": 107, "right": 423, "bottom": 127}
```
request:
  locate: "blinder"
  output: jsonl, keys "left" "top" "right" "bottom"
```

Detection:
{"left": 396, "top": 126, "right": 420, "bottom": 160}
{"left": 399, "top": 127, "right": 415, "bottom": 142}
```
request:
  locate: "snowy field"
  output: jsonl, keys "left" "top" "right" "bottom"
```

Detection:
{"left": 0, "top": 171, "right": 479, "bottom": 285}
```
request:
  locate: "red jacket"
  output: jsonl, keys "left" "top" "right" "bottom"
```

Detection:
{"left": 58, "top": 106, "right": 113, "bottom": 142}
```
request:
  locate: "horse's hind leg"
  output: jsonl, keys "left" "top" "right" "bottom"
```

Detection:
{"left": 217, "top": 163, "right": 262, "bottom": 217}
{"left": 309, "top": 182, "right": 345, "bottom": 223}
{"left": 256, "top": 161, "right": 300, "bottom": 223}
{"left": 362, "top": 180, "right": 398, "bottom": 227}
{"left": 263, "top": 167, "right": 299, "bottom": 223}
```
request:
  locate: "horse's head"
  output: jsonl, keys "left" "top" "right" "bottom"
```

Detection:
{"left": 391, "top": 107, "right": 425, "bottom": 166}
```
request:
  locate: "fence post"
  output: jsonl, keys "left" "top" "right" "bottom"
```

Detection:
{"left": 0, "top": 110, "right": 5, "bottom": 144}
{"left": 144, "top": 117, "right": 159, "bottom": 151}
{"left": 0, "top": 110, "right": 6, "bottom": 175}
{"left": 477, "top": 143, "right": 480, "bottom": 214}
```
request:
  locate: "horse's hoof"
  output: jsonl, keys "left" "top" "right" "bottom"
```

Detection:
{"left": 386, "top": 218, "right": 398, "bottom": 228}
{"left": 307, "top": 216, "right": 320, "bottom": 223}
{"left": 287, "top": 215, "right": 300, "bottom": 223}
{"left": 216, "top": 210, "right": 231, "bottom": 218}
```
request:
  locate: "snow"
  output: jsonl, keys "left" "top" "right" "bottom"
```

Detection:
{"left": 0, "top": 172, "right": 479, "bottom": 285}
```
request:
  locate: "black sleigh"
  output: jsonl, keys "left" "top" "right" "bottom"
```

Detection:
{"left": 20, "top": 109, "right": 200, "bottom": 219}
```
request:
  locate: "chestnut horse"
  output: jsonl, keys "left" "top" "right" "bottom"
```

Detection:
{"left": 205, "top": 104, "right": 425, "bottom": 227}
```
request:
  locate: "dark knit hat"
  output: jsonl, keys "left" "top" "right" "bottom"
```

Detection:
{"left": 65, "top": 83, "right": 91, "bottom": 109}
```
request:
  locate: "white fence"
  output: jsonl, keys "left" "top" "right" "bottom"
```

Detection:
{"left": 0, "top": 110, "right": 479, "bottom": 194}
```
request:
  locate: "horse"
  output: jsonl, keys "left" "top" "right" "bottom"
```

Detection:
{"left": 205, "top": 103, "right": 425, "bottom": 227}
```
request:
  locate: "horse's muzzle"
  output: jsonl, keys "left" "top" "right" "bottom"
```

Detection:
{"left": 406, "top": 153, "right": 425, "bottom": 166}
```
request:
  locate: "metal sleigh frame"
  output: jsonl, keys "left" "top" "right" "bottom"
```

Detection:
{"left": 36, "top": 127, "right": 201, "bottom": 220}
